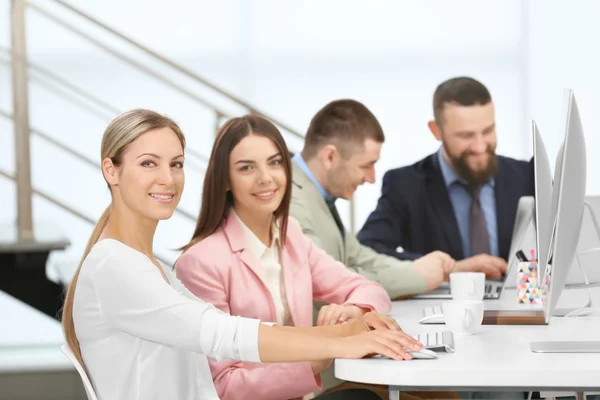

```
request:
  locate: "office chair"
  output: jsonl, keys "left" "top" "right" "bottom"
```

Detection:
{"left": 60, "top": 344, "right": 98, "bottom": 400}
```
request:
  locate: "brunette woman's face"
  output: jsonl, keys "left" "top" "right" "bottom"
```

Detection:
{"left": 228, "top": 134, "right": 286, "bottom": 219}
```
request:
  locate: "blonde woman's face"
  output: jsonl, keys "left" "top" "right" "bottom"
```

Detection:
{"left": 107, "top": 127, "right": 185, "bottom": 222}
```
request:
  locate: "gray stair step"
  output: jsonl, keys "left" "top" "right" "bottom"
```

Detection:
{"left": 0, "top": 221, "right": 69, "bottom": 253}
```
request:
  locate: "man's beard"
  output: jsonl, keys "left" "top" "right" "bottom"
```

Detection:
{"left": 447, "top": 145, "right": 498, "bottom": 187}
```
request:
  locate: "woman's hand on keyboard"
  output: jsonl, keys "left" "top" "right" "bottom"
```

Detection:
{"left": 353, "top": 312, "right": 403, "bottom": 334}
{"left": 334, "top": 330, "right": 423, "bottom": 361}
{"left": 317, "top": 304, "right": 366, "bottom": 326}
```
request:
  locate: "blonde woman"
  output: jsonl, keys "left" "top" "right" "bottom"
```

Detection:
{"left": 61, "top": 109, "right": 423, "bottom": 400}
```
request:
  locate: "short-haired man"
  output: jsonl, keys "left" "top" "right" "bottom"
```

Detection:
{"left": 358, "top": 76, "right": 533, "bottom": 277}
{"left": 291, "top": 99, "right": 458, "bottom": 299}
{"left": 291, "top": 98, "right": 501, "bottom": 398}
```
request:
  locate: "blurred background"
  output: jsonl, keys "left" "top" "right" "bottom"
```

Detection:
{"left": 2, "top": 0, "right": 599, "bottom": 268}
{"left": 1, "top": 0, "right": 599, "bottom": 398}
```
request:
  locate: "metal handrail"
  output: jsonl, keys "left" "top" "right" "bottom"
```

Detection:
{"left": 0, "top": 109, "right": 199, "bottom": 223}
{"left": 25, "top": 4, "right": 231, "bottom": 116}
{"left": 10, "top": 0, "right": 358, "bottom": 234}
{"left": 48, "top": 0, "right": 304, "bottom": 139}
{"left": 0, "top": 48, "right": 210, "bottom": 164}
{"left": 0, "top": 46, "right": 118, "bottom": 117}
{"left": 27, "top": 0, "right": 302, "bottom": 140}
{"left": 0, "top": 168, "right": 172, "bottom": 266}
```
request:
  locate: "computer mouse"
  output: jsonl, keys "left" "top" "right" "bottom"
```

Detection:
{"left": 418, "top": 314, "right": 445, "bottom": 324}
{"left": 407, "top": 347, "right": 438, "bottom": 359}
{"left": 369, "top": 348, "right": 438, "bottom": 360}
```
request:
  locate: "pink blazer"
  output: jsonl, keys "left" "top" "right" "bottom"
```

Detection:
{"left": 175, "top": 211, "right": 391, "bottom": 400}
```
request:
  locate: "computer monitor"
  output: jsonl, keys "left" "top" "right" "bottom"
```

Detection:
{"left": 505, "top": 196, "right": 535, "bottom": 286}
{"left": 508, "top": 196, "right": 534, "bottom": 265}
{"left": 542, "top": 90, "right": 587, "bottom": 324}
{"left": 486, "top": 91, "right": 589, "bottom": 330}
{"left": 506, "top": 123, "right": 553, "bottom": 281}
{"left": 532, "top": 121, "right": 554, "bottom": 283}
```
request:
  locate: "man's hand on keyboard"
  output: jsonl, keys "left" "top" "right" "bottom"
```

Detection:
{"left": 454, "top": 254, "right": 507, "bottom": 279}
{"left": 413, "top": 251, "right": 456, "bottom": 290}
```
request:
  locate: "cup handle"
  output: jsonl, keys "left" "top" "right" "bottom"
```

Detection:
{"left": 463, "top": 308, "right": 473, "bottom": 330}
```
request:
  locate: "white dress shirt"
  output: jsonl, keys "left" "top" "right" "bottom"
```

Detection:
{"left": 233, "top": 210, "right": 291, "bottom": 326}
{"left": 73, "top": 239, "right": 263, "bottom": 400}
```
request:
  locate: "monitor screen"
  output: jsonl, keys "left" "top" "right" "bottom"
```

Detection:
{"left": 542, "top": 90, "right": 587, "bottom": 323}
{"left": 532, "top": 121, "right": 553, "bottom": 282}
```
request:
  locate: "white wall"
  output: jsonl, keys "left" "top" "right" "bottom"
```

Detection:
{"left": 525, "top": 0, "right": 599, "bottom": 195}
{"left": 0, "top": 0, "right": 528, "bottom": 270}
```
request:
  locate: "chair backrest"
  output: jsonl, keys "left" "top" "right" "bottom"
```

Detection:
{"left": 60, "top": 344, "right": 99, "bottom": 400}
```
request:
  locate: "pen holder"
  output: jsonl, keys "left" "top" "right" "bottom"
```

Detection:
{"left": 517, "top": 261, "right": 542, "bottom": 304}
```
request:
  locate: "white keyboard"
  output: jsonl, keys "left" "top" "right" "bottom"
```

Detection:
{"left": 484, "top": 282, "right": 503, "bottom": 298}
{"left": 419, "top": 305, "right": 445, "bottom": 324}
{"left": 411, "top": 330, "right": 455, "bottom": 353}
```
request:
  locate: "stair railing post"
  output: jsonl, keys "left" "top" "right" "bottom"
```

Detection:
{"left": 11, "top": 0, "right": 34, "bottom": 242}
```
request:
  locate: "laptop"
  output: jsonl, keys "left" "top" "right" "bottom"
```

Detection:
{"left": 412, "top": 196, "right": 535, "bottom": 301}
{"left": 411, "top": 279, "right": 504, "bottom": 300}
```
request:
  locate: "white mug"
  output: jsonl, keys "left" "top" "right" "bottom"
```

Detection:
{"left": 449, "top": 272, "right": 485, "bottom": 300}
{"left": 442, "top": 300, "right": 484, "bottom": 335}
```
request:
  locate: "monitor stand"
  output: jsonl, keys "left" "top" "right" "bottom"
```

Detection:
{"left": 554, "top": 245, "right": 599, "bottom": 317}
{"left": 530, "top": 341, "right": 600, "bottom": 353}
{"left": 558, "top": 202, "right": 600, "bottom": 292}
{"left": 531, "top": 223, "right": 600, "bottom": 353}
{"left": 585, "top": 200, "right": 600, "bottom": 242}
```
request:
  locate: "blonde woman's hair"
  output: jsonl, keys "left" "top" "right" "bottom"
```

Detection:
{"left": 61, "top": 109, "right": 186, "bottom": 370}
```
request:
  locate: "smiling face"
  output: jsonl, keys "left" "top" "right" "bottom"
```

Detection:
{"left": 435, "top": 102, "right": 498, "bottom": 185}
{"left": 228, "top": 133, "right": 287, "bottom": 222}
{"left": 103, "top": 127, "right": 185, "bottom": 223}
{"left": 324, "top": 138, "right": 382, "bottom": 200}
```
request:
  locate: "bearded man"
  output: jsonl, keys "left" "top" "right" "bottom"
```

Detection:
{"left": 358, "top": 76, "right": 534, "bottom": 275}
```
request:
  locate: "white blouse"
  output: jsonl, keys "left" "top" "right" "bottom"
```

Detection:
{"left": 233, "top": 210, "right": 291, "bottom": 326}
{"left": 73, "top": 239, "right": 262, "bottom": 400}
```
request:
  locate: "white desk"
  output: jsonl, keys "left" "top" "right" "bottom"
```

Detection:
{"left": 0, "top": 291, "right": 71, "bottom": 373}
{"left": 335, "top": 289, "right": 600, "bottom": 399}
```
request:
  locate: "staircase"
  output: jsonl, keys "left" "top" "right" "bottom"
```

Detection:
{"left": 1, "top": 0, "right": 312, "bottom": 319}
{"left": 0, "top": 221, "right": 68, "bottom": 318}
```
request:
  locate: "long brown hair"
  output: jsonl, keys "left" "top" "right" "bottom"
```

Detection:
{"left": 181, "top": 114, "right": 292, "bottom": 252}
{"left": 61, "top": 109, "right": 185, "bottom": 370}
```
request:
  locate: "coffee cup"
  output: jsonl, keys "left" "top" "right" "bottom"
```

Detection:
{"left": 442, "top": 300, "right": 484, "bottom": 335}
{"left": 450, "top": 272, "right": 485, "bottom": 301}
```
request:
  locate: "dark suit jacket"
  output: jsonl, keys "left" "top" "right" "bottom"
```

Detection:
{"left": 357, "top": 153, "right": 534, "bottom": 262}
